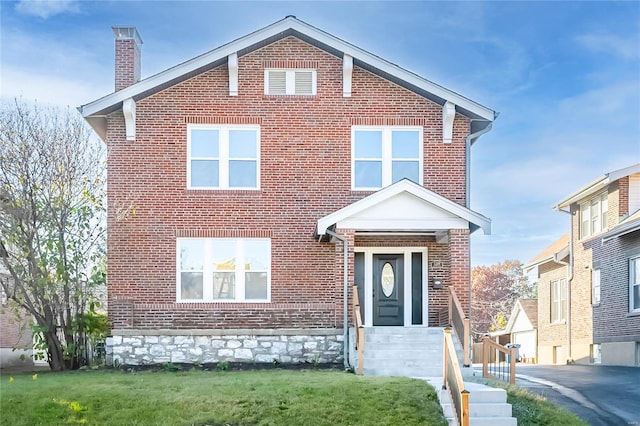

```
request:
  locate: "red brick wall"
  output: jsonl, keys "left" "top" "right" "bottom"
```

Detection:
{"left": 106, "top": 36, "right": 471, "bottom": 330}
{"left": 115, "top": 38, "right": 140, "bottom": 91}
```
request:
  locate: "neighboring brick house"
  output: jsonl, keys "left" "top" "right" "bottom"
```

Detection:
{"left": 0, "top": 269, "right": 33, "bottom": 368}
{"left": 79, "top": 17, "right": 496, "bottom": 367}
{"left": 528, "top": 164, "right": 640, "bottom": 366}
{"left": 524, "top": 234, "right": 569, "bottom": 364}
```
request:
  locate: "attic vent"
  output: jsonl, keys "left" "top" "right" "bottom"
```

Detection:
{"left": 265, "top": 69, "right": 316, "bottom": 96}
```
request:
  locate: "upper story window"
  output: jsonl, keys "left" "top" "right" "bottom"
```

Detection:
{"left": 187, "top": 125, "right": 260, "bottom": 189}
{"left": 352, "top": 126, "right": 423, "bottom": 190}
{"left": 580, "top": 192, "right": 608, "bottom": 239}
{"left": 551, "top": 278, "right": 567, "bottom": 323}
{"left": 177, "top": 238, "right": 271, "bottom": 302}
{"left": 630, "top": 255, "right": 640, "bottom": 313}
{"left": 264, "top": 69, "right": 316, "bottom": 95}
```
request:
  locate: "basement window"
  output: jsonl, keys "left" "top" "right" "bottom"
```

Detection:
{"left": 264, "top": 69, "right": 316, "bottom": 95}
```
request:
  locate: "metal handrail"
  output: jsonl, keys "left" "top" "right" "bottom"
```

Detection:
{"left": 482, "top": 336, "right": 516, "bottom": 385}
{"left": 352, "top": 284, "right": 364, "bottom": 375}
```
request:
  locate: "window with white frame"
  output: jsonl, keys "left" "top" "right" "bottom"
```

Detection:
{"left": 580, "top": 192, "right": 608, "bottom": 239}
{"left": 177, "top": 238, "right": 270, "bottom": 302}
{"left": 264, "top": 69, "right": 316, "bottom": 95}
{"left": 592, "top": 268, "right": 601, "bottom": 305}
{"left": 551, "top": 278, "right": 567, "bottom": 322}
{"left": 630, "top": 256, "right": 640, "bottom": 313}
{"left": 352, "top": 127, "right": 422, "bottom": 190}
{"left": 187, "top": 125, "right": 260, "bottom": 189}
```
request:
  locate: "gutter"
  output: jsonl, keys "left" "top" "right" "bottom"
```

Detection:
{"left": 325, "top": 229, "right": 349, "bottom": 370}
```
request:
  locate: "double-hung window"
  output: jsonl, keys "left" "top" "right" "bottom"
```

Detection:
{"left": 352, "top": 126, "right": 423, "bottom": 190}
{"left": 177, "top": 238, "right": 271, "bottom": 302}
{"left": 580, "top": 192, "right": 608, "bottom": 238}
{"left": 188, "top": 125, "right": 260, "bottom": 189}
{"left": 631, "top": 256, "right": 640, "bottom": 313}
{"left": 551, "top": 278, "right": 567, "bottom": 322}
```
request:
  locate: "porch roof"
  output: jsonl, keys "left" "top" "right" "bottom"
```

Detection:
{"left": 316, "top": 179, "right": 491, "bottom": 238}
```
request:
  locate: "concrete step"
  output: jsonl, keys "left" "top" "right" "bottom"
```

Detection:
{"left": 365, "top": 326, "right": 444, "bottom": 335}
{"left": 363, "top": 348, "right": 441, "bottom": 358}
{"left": 364, "top": 367, "right": 443, "bottom": 377}
{"left": 434, "top": 382, "right": 516, "bottom": 426}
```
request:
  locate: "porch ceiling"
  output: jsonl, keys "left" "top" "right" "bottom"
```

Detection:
{"left": 316, "top": 179, "right": 491, "bottom": 237}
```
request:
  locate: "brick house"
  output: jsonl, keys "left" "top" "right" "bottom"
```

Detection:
{"left": 0, "top": 268, "right": 34, "bottom": 368}
{"left": 525, "top": 234, "right": 569, "bottom": 364}
{"left": 527, "top": 164, "right": 640, "bottom": 366}
{"left": 79, "top": 17, "right": 496, "bottom": 369}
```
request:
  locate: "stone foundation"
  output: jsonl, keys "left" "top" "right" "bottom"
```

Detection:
{"left": 106, "top": 328, "right": 344, "bottom": 366}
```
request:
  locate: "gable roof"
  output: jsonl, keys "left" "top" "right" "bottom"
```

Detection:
{"left": 316, "top": 179, "right": 491, "bottom": 236}
{"left": 602, "top": 209, "right": 640, "bottom": 242}
{"left": 554, "top": 163, "right": 640, "bottom": 210}
{"left": 79, "top": 16, "right": 497, "bottom": 140}
{"left": 502, "top": 299, "right": 538, "bottom": 334}
{"left": 524, "top": 233, "right": 569, "bottom": 271}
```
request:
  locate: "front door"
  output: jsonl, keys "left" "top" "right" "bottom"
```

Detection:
{"left": 373, "top": 254, "right": 404, "bottom": 326}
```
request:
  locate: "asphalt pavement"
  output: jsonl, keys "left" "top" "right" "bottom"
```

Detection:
{"left": 512, "top": 364, "right": 640, "bottom": 426}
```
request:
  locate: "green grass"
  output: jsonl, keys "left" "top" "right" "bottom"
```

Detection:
{"left": 0, "top": 369, "right": 447, "bottom": 426}
{"left": 467, "top": 377, "right": 588, "bottom": 426}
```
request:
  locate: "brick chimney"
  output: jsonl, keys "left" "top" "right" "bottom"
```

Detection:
{"left": 112, "top": 26, "right": 142, "bottom": 91}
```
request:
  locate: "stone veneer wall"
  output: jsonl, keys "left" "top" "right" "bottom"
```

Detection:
{"left": 106, "top": 329, "right": 344, "bottom": 366}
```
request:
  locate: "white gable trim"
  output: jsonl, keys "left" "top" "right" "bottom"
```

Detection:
{"left": 442, "top": 101, "right": 455, "bottom": 143}
{"left": 122, "top": 97, "right": 136, "bottom": 141}
{"left": 317, "top": 179, "right": 491, "bottom": 236}
{"left": 80, "top": 16, "right": 495, "bottom": 123}
{"left": 343, "top": 54, "right": 353, "bottom": 97}
{"left": 228, "top": 52, "right": 238, "bottom": 96}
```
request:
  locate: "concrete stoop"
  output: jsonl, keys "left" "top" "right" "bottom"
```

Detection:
{"left": 421, "top": 378, "right": 517, "bottom": 426}
{"left": 360, "top": 327, "right": 444, "bottom": 377}
{"left": 356, "top": 327, "right": 517, "bottom": 425}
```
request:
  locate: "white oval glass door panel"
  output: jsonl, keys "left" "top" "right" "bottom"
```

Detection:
{"left": 381, "top": 262, "right": 394, "bottom": 297}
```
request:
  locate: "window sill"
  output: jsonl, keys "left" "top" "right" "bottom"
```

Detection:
{"left": 186, "top": 189, "right": 262, "bottom": 196}
{"left": 626, "top": 311, "right": 640, "bottom": 318}
{"left": 550, "top": 320, "right": 566, "bottom": 325}
{"left": 176, "top": 300, "right": 271, "bottom": 304}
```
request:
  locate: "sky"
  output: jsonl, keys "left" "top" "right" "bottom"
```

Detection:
{"left": 1, "top": 0, "right": 639, "bottom": 267}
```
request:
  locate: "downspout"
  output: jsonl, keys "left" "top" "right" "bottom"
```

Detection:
{"left": 465, "top": 120, "right": 494, "bottom": 207}
{"left": 325, "top": 229, "right": 349, "bottom": 370}
{"left": 556, "top": 208, "right": 574, "bottom": 363}
{"left": 465, "top": 119, "right": 494, "bottom": 358}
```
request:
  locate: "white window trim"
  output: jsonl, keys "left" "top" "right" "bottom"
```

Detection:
{"left": 579, "top": 192, "right": 608, "bottom": 239}
{"left": 630, "top": 255, "right": 640, "bottom": 313}
{"left": 551, "top": 278, "right": 567, "bottom": 323}
{"left": 264, "top": 69, "right": 317, "bottom": 95}
{"left": 351, "top": 126, "right": 424, "bottom": 190}
{"left": 187, "top": 124, "right": 260, "bottom": 190}
{"left": 176, "top": 238, "right": 271, "bottom": 303}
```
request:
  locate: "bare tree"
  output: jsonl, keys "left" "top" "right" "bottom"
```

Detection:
{"left": 0, "top": 99, "right": 106, "bottom": 371}
{"left": 471, "top": 260, "right": 533, "bottom": 340}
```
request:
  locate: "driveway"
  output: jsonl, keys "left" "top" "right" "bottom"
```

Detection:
{"left": 514, "top": 364, "right": 640, "bottom": 426}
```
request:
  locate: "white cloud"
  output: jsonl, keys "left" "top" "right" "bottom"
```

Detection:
{"left": 15, "top": 0, "right": 80, "bottom": 19}
{"left": 575, "top": 33, "right": 640, "bottom": 61}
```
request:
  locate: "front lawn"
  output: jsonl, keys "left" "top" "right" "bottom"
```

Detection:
{"left": 0, "top": 369, "right": 447, "bottom": 425}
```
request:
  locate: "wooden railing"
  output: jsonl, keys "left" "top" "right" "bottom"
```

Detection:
{"left": 352, "top": 284, "right": 364, "bottom": 375}
{"left": 448, "top": 287, "right": 471, "bottom": 366}
{"left": 481, "top": 336, "right": 516, "bottom": 385}
{"left": 443, "top": 328, "right": 470, "bottom": 426}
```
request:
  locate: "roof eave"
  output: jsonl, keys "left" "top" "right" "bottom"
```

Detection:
{"left": 80, "top": 16, "right": 496, "bottom": 122}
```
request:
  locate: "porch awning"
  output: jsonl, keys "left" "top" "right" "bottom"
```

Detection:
{"left": 316, "top": 179, "right": 491, "bottom": 237}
